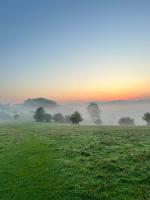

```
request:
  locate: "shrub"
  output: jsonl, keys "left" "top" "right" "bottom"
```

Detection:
{"left": 70, "top": 111, "right": 83, "bottom": 125}
{"left": 44, "top": 113, "right": 52, "bottom": 122}
{"left": 53, "top": 113, "right": 65, "bottom": 123}
{"left": 118, "top": 117, "right": 135, "bottom": 126}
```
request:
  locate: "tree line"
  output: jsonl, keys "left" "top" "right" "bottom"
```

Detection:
{"left": 33, "top": 107, "right": 82, "bottom": 124}
{"left": 117, "top": 112, "right": 150, "bottom": 125}
{"left": 87, "top": 103, "right": 150, "bottom": 126}
{"left": 33, "top": 104, "right": 150, "bottom": 126}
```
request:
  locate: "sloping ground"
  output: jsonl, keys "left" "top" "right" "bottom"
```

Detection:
{"left": 0, "top": 123, "right": 150, "bottom": 200}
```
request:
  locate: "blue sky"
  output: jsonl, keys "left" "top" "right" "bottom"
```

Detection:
{"left": 0, "top": 0, "right": 150, "bottom": 102}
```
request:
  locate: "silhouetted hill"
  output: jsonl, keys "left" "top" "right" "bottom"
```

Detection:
{"left": 89, "top": 99, "right": 150, "bottom": 105}
{"left": 23, "top": 98, "right": 57, "bottom": 108}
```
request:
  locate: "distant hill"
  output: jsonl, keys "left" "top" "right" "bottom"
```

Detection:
{"left": 89, "top": 99, "right": 150, "bottom": 105}
{"left": 23, "top": 98, "right": 57, "bottom": 108}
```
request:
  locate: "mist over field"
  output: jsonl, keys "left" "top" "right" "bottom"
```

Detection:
{"left": 0, "top": 98, "right": 149, "bottom": 125}
{"left": 63, "top": 100, "right": 150, "bottom": 125}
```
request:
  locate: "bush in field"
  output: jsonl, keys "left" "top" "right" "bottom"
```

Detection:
{"left": 143, "top": 112, "right": 150, "bottom": 125}
{"left": 70, "top": 111, "right": 83, "bottom": 125}
{"left": 53, "top": 113, "right": 65, "bottom": 123}
{"left": 118, "top": 117, "right": 135, "bottom": 126}
{"left": 95, "top": 119, "right": 102, "bottom": 125}
{"left": 44, "top": 113, "right": 52, "bottom": 122}
{"left": 34, "top": 107, "right": 46, "bottom": 122}
{"left": 87, "top": 103, "right": 102, "bottom": 125}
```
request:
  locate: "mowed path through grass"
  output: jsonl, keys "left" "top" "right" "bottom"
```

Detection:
{"left": 0, "top": 123, "right": 150, "bottom": 200}
{"left": 0, "top": 123, "right": 68, "bottom": 200}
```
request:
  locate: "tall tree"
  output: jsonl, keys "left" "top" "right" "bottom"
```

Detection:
{"left": 70, "top": 111, "right": 83, "bottom": 125}
{"left": 87, "top": 103, "right": 102, "bottom": 124}
{"left": 34, "top": 107, "right": 45, "bottom": 122}
{"left": 143, "top": 112, "right": 150, "bottom": 125}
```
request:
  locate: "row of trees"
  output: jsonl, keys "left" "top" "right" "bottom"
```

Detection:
{"left": 87, "top": 103, "right": 150, "bottom": 126}
{"left": 34, "top": 107, "right": 83, "bottom": 124}
{"left": 118, "top": 113, "right": 150, "bottom": 126}
{"left": 33, "top": 105, "right": 150, "bottom": 126}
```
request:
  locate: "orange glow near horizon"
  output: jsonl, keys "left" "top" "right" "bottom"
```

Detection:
{"left": 2, "top": 91, "right": 150, "bottom": 104}
{"left": 1, "top": 70, "right": 149, "bottom": 103}
{"left": 49, "top": 79, "right": 150, "bottom": 102}
{"left": 56, "top": 88, "right": 150, "bottom": 102}
{"left": 4, "top": 83, "right": 149, "bottom": 104}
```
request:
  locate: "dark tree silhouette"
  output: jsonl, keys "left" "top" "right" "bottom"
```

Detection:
{"left": 34, "top": 107, "right": 45, "bottom": 122}
{"left": 70, "top": 111, "right": 83, "bottom": 125}
{"left": 143, "top": 112, "right": 150, "bottom": 125}
{"left": 118, "top": 117, "right": 135, "bottom": 126}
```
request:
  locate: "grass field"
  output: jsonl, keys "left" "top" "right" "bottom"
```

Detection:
{"left": 0, "top": 123, "right": 150, "bottom": 200}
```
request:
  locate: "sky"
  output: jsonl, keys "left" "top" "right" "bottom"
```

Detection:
{"left": 0, "top": 0, "right": 150, "bottom": 103}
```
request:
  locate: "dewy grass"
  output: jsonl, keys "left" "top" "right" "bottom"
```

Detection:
{"left": 0, "top": 123, "right": 150, "bottom": 200}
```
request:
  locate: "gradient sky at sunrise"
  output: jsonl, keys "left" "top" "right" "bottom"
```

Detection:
{"left": 0, "top": 0, "right": 150, "bottom": 103}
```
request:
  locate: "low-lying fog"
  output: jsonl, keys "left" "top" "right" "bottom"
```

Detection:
{"left": 0, "top": 100, "right": 149, "bottom": 125}
{"left": 65, "top": 101, "right": 150, "bottom": 125}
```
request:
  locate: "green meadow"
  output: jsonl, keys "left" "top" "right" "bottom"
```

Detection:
{"left": 0, "top": 123, "right": 150, "bottom": 200}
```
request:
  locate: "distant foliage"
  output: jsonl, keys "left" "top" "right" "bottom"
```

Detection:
{"left": 143, "top": 112, "right": 150, "bottom": 125}
{"left": 70, "top": 111, "right": 83, "bottom": 125}
{"left": 95, "top": 119, "right": 102, "bottom": 125}
{"left": 34, "top": 107, "right": 46, "bottom": 122}
{"left": 87, "top": 103, "right": 102, "bottom": 125}
{"left": 64, "top": 115, "right": 71, "bottom": 123}
{"left": 53, "top": 113, "right": 65, "bottom": 123}
{"left": 44, "top": 113, "right": 52, "bottom": 122}
{"left": 118, "top": 117, "right": 135, "bottom": 126}
{"left": 34, "top": 107, "right": 53, "bottom": 122}
{"left": 33, "top": 109, "right": 73, "bottom": 123}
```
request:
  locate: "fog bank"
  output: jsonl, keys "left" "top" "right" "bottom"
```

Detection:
{"left": 0, "top": 100, "right": 149, "bottom": 125}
